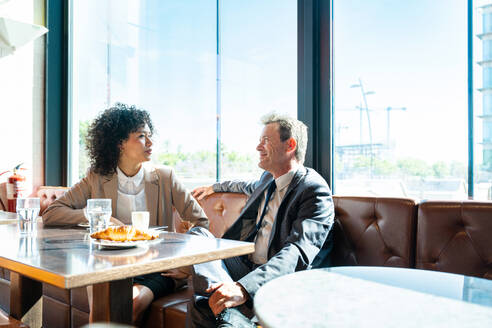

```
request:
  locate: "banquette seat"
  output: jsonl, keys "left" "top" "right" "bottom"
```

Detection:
{"left": 2, "top": 187, "right": 492, "bottom": 327}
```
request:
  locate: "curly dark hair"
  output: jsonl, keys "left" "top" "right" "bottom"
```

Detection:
{"left": 86, "top": 103, "right": 154, "bottom": 176}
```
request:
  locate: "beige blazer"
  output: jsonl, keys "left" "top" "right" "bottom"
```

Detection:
{"left": 42, "top": 164, "right": 208, "bottom": 229}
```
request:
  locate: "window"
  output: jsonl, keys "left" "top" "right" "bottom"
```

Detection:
{"left": 220, "top": 0, "right": 297, "bottom": 181}
{"left": 332, "top": 0, "right": 470, "bottom": 200}
{"left": 69, "top": 0, "right": 297, "bottom": 187}
{"left": 0, "top": 0, "right": 44, "bottom": 191}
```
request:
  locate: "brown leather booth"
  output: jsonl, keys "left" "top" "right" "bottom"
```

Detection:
{"left": 416, "top": 201, "right": 492, "bottom": 280}
{"left": 331, "top": 196, "right": 418, "bottom": 268}
{"left": 2, "top": 187, "right": 491, "bottom": 328}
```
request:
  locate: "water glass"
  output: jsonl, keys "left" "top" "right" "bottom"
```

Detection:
{"left": 16, "top": 198, "right": 40, "bottom": 235}
{"left": 86, "top": 199, "right": 112, "bottom": 233}
{"left": 131, "top": 211, "right": 150, "bottom": 230}
{"left": 17, "top": 235, "right": 38, "bottom": 258}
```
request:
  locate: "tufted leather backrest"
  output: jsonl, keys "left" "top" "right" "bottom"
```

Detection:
{"left": 36, "top": 186, "right": 70, "bottom": 215}
{"left": 331, "top": 196, "right": 418, "bottom": 268}
{"left": 173, "top": 193, "right": 247, "bottom": 237}
{"left": 416, "top": 201, "right": 492, "bottom": 279}
{"left": 198, "top": 193, "right": 247, "bottom": 237}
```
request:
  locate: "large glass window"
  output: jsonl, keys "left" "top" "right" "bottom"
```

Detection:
{"left": 474, "top": 0, "right": 492, "bottom": 200}
{"left": 70, "top": 0, "right": 297, "bottom": 187}
{"left": 332, "top": 0, "right": 469, "bottom": 200}
{"left": 220, "top": 0, "right": 297, "bottom": 181}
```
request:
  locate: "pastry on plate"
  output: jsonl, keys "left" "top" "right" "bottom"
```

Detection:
{"left": 90, "top": 225, "right": 158, "bottom": 242}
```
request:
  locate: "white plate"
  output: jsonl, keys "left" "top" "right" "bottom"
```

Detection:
{"left": 77, "top": 222, "right": 115, "bottom": 228}
{"left": 93, "top": 245, "right": 149, "bottom": 257}
{"left": 91, "top": 237, "right": 161, "bottom": 249}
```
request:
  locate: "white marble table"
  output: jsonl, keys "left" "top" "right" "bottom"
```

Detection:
{"left": 254, "top": 266, "right": 492, "bottom": 328}
{"left": 0, "top": 222, "right": 254, "bottom": 327}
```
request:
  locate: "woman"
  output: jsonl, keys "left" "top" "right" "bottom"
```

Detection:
{"left": 43, "top": 103, "right": 208, "bottom": 323}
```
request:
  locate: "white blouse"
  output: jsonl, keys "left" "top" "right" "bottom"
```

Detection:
{"left": 116, "top": 166, "right": 147, "bottom": 223}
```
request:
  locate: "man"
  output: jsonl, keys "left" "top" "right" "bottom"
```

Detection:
{"left": 189, "top": 113, "right": 334, "bottom": 327}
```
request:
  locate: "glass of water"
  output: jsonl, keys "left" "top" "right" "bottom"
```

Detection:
{"left": 86, "top": 199, "right": 112, "bottom": 234}
{"left": 16, "top": 198, "right": 40, "bottom": 235}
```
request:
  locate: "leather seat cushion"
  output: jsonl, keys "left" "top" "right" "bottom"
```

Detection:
{"left": 144, "top": 287, "right": 192, "bottom": 328}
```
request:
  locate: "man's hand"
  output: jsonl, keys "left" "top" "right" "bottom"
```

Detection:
{"left": 192, "top": 185, "right": 215, "bottom": 201}
{"left": 206, "top": 282, "right": 249, "bottom": 316}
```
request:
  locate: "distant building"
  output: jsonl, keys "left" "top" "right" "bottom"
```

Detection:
{"left": 477, "top": 3, "right": 492, "bottom": 174}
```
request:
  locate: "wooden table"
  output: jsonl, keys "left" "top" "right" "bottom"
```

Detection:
{"left": 0, "top": 223, "right": 254, "bottom": 327}
{"left": 254, "top": 266, "right": 492, "bottom": 328}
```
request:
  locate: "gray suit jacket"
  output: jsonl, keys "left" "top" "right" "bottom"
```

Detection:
{"left": 213, "top": 167, "right": 334, "bottom": 298}
{"left": 43, "top": 164, "right": 208, "bottom": 229}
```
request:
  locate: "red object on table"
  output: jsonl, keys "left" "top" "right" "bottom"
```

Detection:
{"left": 6, "top": 164, "right": 27, "bottom": 213}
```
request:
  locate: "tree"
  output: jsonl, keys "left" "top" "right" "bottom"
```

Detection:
{"left": 397, "top": 158, "right": 431, "bottom": 178}
{"left": 432, "top": 161, "right": 449, "bottom": 178}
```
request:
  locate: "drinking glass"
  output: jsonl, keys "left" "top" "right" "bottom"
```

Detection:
{"left": 16, "top": 198, "right": 40, "bottom": 235}
{"left": 86, "top": 199, "right": 112, "bottom": 233}
{"left": 131, "top": 211, "right": 150, "bottom": 230}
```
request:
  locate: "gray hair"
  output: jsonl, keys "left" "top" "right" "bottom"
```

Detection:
{"left": 261, "top": 112, "right": 308, "bottom": 164}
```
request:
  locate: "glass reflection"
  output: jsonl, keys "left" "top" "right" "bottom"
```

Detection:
{"left": 328, "top": 267, "right": 492, "bottom": 308}
{"left": 17, "top": 235, "right": 38, "bottom": 259}
{"left": 463, "top": 276, "right": 492, "bottom": 307}
{"left": 92, "top": 246, "right": 158, "bottom": 267}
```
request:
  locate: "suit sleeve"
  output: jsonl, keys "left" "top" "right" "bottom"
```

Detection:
{"left": 42, "top": 174, "right": 92, "bottom": 226}
{"left": 212, "top": 172, "right": 269, "bottom": 196}
{"left": 169, "top": 169, "right": 209, "bottom": 229}
{"left": 238, "top": 181, "right": 334, "bottom": 298}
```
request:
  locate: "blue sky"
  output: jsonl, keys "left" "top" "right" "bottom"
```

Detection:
{"left": 334, "top": 0, "right": 468, "bottom": 163}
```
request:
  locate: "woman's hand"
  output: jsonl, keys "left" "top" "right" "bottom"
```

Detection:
{"left": 110, "top": 216, "right": 125, "bottom": 226}
{"left": 161, "top": 267, "right": 191, "bottom": 280}
{"left": 191, "top": 185, "right": 214, "bottom": 201}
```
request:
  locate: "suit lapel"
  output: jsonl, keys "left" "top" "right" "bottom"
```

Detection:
{"left": 223, "top": 174, "right": 273, "bottom": 240}
{"left": 144, "top": 166, "right": 159, "bottom": 225}
{"left": 102, "top": 173, "right": 118, "bottom": 217}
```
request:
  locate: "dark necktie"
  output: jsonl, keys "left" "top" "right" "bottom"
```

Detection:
{"left": 246, "top": 180, "right": 277, "bottom": 242}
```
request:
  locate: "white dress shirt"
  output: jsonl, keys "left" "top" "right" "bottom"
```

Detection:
{"left": 116, "top": 166, "right": 147, "bottom": 223}
{"left": 250, "top": 167, "right": 298, "bottom": 264}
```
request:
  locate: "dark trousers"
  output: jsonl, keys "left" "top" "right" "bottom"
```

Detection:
{"left": 186, "top": 227, "right": 255, "bottom": 328}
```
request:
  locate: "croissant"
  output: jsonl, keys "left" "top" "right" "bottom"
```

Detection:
{"left": 90, "top": 226, "right": 158, "bottom": 242}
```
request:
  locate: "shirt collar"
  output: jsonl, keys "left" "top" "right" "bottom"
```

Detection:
{"left": 117, "top": 165, "right": 144, "bottom": 189}
{"left": 274, "top": 166, "right": 300, "bottom": 191}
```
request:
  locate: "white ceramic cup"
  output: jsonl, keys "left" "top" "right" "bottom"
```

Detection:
{"left": 131, "top": 211, "right": 150, "bottom": 230}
